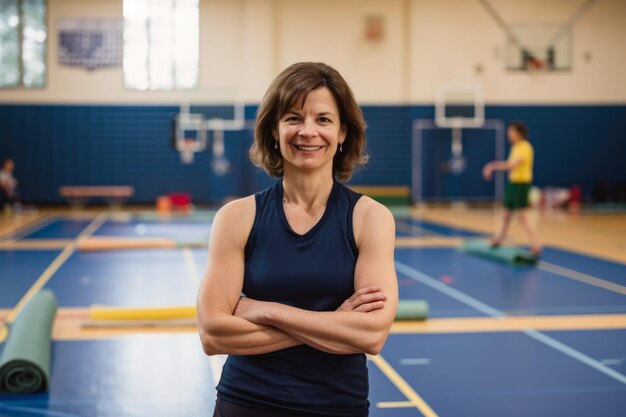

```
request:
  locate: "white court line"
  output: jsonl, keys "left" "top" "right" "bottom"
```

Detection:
{"left": 182, "top": 247, "right": 225, "bottom": 386}
{"left": 538, "top": 261, "right": 626, "bottom": 296}
{"left": 394, "top": 260, "right": 626, "bottom": 385}
{"left": 183, "top": 247, "right": 201, "bottom": 283}
{"left": 394, "top": 261, "right": 505, "bottom": 318}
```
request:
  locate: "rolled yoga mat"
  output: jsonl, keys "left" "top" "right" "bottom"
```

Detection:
{"left": 395, "top": 300, "right": 429, "bottom": 321}
{"left": 460, "top": 239, "right": 538, "bottom": 265}
{"left": 0, "top": 289, "right": 58, "bottom": 393}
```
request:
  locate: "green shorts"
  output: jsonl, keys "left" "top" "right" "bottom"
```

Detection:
{"left": 504, "top": 182, "right": 531, "bottom": 210}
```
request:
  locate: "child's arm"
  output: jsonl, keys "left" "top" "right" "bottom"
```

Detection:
{"left": 482, "top": 158, "right": 522, "bottom": 180}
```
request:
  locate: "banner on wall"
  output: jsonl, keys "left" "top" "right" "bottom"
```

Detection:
{"left": 58, "top": 19, "right": 123, "bottom": 70}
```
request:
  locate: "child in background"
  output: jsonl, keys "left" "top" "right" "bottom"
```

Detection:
{"left": 482, "top": 121, "right": 541, "bottom": 256}
{"left": 0, "top": 159, "right": 22, "bottom": 212}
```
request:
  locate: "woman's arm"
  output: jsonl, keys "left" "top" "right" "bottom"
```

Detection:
{"left": 196, "top": 197, "right": 302, "bottom": 356}
{"left": 235, "top": 197, "right": 398, "bottom": 355}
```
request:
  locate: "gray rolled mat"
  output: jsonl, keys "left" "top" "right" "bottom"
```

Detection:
{"left": 460, "top": 239, "right": 538, "bottom": 265}
{"left": 395, "top": 300, "right": 429, "bottom": 321}
{"left": 0, "top": 289, "right": 57, "bottom": 393}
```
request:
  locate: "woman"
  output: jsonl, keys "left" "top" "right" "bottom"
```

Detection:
{"left": 482, "top": 120, "right": 541, "bottom": 256}
{"left": 197, "top": 62, "right": 398, "bottom": 417}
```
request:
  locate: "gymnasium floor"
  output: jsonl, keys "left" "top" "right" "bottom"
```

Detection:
{"left": 1, "top": 207, "right": 625, "bottom": 417}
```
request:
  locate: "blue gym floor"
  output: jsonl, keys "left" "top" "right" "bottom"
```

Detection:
{"left": 1, "top": 214, "right": 625, "bottom": 416}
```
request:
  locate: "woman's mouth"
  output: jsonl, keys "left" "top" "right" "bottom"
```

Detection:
{"left": 293, "top": 145, "right": 323, "bottom": 152}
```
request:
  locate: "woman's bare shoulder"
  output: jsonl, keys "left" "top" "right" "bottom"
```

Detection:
{"left": 212, "top": 195, "right": 257, "bottom": 246}
{"left": 352, "top": 196, "right": 395, "bottom": 244}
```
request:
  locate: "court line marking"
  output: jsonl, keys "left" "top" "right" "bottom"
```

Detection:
{"left": 390, "top": 314, "right": 626, "bottom": 333}
{"left": 394, "top": 261, "right": 505, "bottom": 318}
{"left": 394, "top": 237, "right": 462, "bottom": 249}
{"left": 376, "top": 401, "right": 414, "bottom": 408}
{"left": 0, "top": 214, "right": 107, "bottom": 343}
{"left": 395, "top": 260, "right": 626, "bottom": 385}
{"left": 538, "top": 260, "right": 626, "bottom": 296}
{"left": 368, "top": 354, "right": 438, "bottom": 416}
{"left": 183, "top": 247, "right": 201, "bottom": 283}
{"left": 395, "top": 220, "right": 446, "bottom": 238}
{"left": 0, "top": 213, "right": 54, "bottom": 241}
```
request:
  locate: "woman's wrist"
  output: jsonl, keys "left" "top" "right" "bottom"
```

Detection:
{"left": 262, "top": 302, "right": 283, "bottom": 326}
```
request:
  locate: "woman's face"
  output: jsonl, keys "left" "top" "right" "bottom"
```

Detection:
{"left": 507, "top": 126, "right": 522, "bottom": 143}
{"left": 275, "top": 87, "right": 346, "bottom": 175}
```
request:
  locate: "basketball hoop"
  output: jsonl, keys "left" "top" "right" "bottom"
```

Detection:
{"left": 179, "top": 139, "right": 199, "bottom": 164}
{"left": 525, "top": 56, "right": 548, "bottom": 73}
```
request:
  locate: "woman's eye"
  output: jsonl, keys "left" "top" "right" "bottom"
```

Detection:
{"left": 285, "top": 116, "right": 300, "bottom": 122}
{"left": 319, "top": 117, "right": 331, "bottom": 123}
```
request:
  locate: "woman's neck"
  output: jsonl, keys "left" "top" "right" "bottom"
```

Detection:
{"left": 282, "top": 168, "right": 334, "bottom": 211}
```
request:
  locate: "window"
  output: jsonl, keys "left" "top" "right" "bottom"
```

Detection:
{"left": 123, "top": 0, "right": 199, "bottom": 90}
{"left": 0, "top": 0, "right": 47, "bottom": 88}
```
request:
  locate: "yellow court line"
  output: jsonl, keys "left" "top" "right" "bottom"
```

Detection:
{"left": 368, "top": 354, "right": 438, "bottom": 417}
{"left": 0, "top": 239, "right": 73, "bottom": 250}
{"left": 538, "top": 261, "right": 626, "bottom": 296}
{"left": 0, "top": 212, "right": 53, "bottom": 240}
{"left": 76, "top": 213, "right": 109, "bottom": 239}
{"left": 0, "top": 213, "right": 108, "bottom": 342}
{"left": 376, "top": 401, "right": 414, "bottom": 409}
{"left": 395, "top": 237, "right": 462, "bottom": 248}
{"left": 390, "top": 314, "right": 626, "bottom": 334}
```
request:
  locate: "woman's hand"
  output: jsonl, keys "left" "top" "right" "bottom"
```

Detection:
{"left": 337, "top": 285, "right": 386, "bottom": 313}
{"left": 235, "top": 284, "right": 386, "bottom": 326}
{"left": 233, "top": 297, "right": 274, "bottom": 325}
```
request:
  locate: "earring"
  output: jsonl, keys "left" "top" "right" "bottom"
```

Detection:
{"left": 339, "top": 143, "right": 343, "bottom": 152}
{"left": 274, "top": 140, "right": 278, "bottom": 150}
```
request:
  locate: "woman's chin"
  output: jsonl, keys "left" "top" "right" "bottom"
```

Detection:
{"left": 285, "top": 158, "right": 332, "bottom": 173}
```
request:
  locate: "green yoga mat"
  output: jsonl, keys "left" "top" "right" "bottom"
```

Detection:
{"left": 395, "top": 300, "right": 429, "bottom": 321}
{"left": 461, "top": 239, "right": 538, "bottom": 265}
{"left": 0, "top": 289, "right": 57, "bottom": 393}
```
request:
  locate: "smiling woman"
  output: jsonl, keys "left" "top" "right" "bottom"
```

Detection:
{"left": 197, "top": 62, "right": 398, "bottom": 417}
{"left": 250, "top": 62, "right": 369, "bottom": 181}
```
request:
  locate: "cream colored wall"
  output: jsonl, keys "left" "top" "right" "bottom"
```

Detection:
{"left": 409, "top": 0, "right": 626, "bottom": 104}
{"left": 0, "top": 0, "right": 624, "bottom": 105}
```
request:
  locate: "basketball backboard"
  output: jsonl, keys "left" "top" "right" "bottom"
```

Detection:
{"left": 505, "top": 24, "right": 572, "bottom": 71}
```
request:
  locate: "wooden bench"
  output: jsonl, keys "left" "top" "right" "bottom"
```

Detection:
{"left": 59, "top": 186, "right": 135, "bottom": 208}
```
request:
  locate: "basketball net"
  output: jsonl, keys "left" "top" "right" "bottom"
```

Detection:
{"left": 526, "top": 57, "right": 548, "bottom": 74}
{"left": 179, "top": 139, "right": 199, "bottom": 164}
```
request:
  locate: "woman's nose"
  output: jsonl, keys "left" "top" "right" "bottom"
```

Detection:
{"left": 298, "top": 119, "right": 318, "bottom": 138}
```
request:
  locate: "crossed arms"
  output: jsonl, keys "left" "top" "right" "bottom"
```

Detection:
{"left": 196, "top": 195, "right": 398, "bottom": 356}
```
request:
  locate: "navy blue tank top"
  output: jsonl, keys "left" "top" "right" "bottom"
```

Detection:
{"left": 216, "top": 180, "right": 368, "bottom": 416}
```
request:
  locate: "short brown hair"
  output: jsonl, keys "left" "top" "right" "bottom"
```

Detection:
{"left": 508, "top": 120, "right": 529, "bottom": 140}
{"left": 250, "top": 62, "right": 368, "bottom": 181}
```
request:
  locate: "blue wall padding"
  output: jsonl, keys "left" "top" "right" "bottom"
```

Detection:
{"left": 0, "top": 104, "right": 624, "bottom": 204}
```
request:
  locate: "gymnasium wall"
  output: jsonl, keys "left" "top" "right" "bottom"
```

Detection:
{"left": 0, "top": 0, "right": 625, "bottom": 204}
